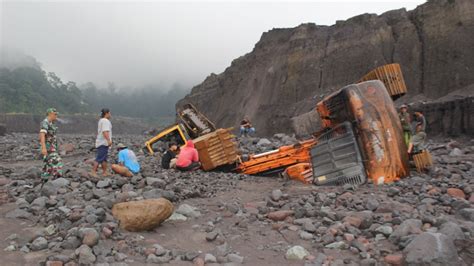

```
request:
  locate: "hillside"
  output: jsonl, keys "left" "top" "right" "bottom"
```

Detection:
{"left": 177, "top": 0, "right": 474, "bottom": 136}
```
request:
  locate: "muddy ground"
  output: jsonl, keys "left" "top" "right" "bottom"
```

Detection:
{"left": 0, "top": 133, "right": 473, "bottom": 266}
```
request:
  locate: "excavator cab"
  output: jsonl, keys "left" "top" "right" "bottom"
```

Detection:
{"left": 315, "top": 80, "right": 409, "bottom": 184}
{"left": 144, "top": 124, "right": 189, "bottom": 155}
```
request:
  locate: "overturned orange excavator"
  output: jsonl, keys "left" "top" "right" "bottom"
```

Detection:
{"left": 237, "top": 63, "right": 409, "bottom": 185}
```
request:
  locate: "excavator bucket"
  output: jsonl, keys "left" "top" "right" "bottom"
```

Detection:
{"left": 177, "top": 103, "right": 216, "bottom": 139}
{"left": 358, "top": 63, "right": 407, "bottom": 100}
{"left": 316, "top": 80, "right": 409, "bottom": 184}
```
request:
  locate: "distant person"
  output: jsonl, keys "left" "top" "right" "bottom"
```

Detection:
{"left": 413, "top": 111, "right": 426, "bottom": 133}
{"left": 91, "top": 108, "right": 112, "bottom": 177}
{"left": 408, "top": 124, "right": 427, "bottom": 154}
{"left": 398, "top": 104, "right": 411, "bottom": 147}
{"left": 39, "top": 108, "right": 63, "bottom": 180}
{"left": 240, "top": 116, "right": 256, "bottom": 137}
{"left": 111, "top": 143, "right": 140, "bottom": 177}
{"left": 162, "top": 142, "right": 179, "bottom": 169}
{"left": 176, "top": 140, "right": 201, "bottom": 171}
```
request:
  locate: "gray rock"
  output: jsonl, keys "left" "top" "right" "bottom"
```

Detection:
{"left": 458, "top": 208, "right": 474, "bottom": 221}
{"left": 257, "top": 138, "right": 272, "bottom": 146}
{"left": 40, "top": 181, "right": 58, "bottom": 196}
{"left": 147, "top": 254, "right": 171, "bottom": 264}
{"left": 176, "top": 204, "right": 201, "bottom": 218}
{"left": 31, "top": 237, "right": 48, "bottom": 251}
{"left": 325, "top": 241, "right": 348, "bottom": 249}
{"left": 299, "top": 231, "right": 313, "bottom": 240}
{"left": 375, "top": 225, "right": 393, "bottom": 236}
{"left": 303, "top": 221, "right": 316, "bottom": 233}
{"left": 439, "top": 222, "right": 465, "bottom": 241}
{"left": 76, "top": 244, "right": 96, "bottom": 265}
{"left": 285, "top": 245, "right": 309, "bottom": 260}
{"left": 146, "top": 177, "right": 166, "bottom": 188}
{"left": 449, "top": 148, "right": 464, "bottom": 156}
{"left": 153, "top": 244, "right": 167, "bottom": 256}
{"left": 96, "top": 178, "right": 111, "bottom": 188}
{"left": 143, "top": 189, "right": 176, "bottom": 201}
{"left": 5, "top": 209, "right": 32, "bottom": 219}
{"left": 31, "top": 196, "right": 48, "bottom": 211}
{"left": 271, "top": 189, "right": 283, "bottom": 201}
{"left": 51, "top": 177, "right": 70, "bottom": 188}
{"left": 404, "top": 232, "right": 460, "bottom": 265}
{"left": 389, "top": 219, "right": 422, "bottom": 243}
{"left": 92, "top": 188, "right": 108, "bottom": 198}
{"left": 205, "top": 253, "right": 217, "bottom": 263}
{"left": 206, "top": 231, "right": 219, "bottom": 241}
{"left": 61, "top": 236, "right": 81, "bottom": 250}
{"left": 366, "top": 198, "right": 379, "bottom": 211}
{"left": 227, "top": 253, "right": 244, "bottom": 263}
{"left": 80, "top": 228, "right": 99, "bottom": 247}
{"left": 114, "top": 252, "right": 127, "bottom": 261}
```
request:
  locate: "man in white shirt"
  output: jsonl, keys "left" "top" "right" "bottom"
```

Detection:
{"left": 91, "top": 108, "right": 112, "bottom": 177}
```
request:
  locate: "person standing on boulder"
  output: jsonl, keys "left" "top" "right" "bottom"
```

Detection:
{"left": 91, "top": 108, "right": 112, "bottom": 177}
{"left": 39, "top": 108, "right": 63, "bottom": 180}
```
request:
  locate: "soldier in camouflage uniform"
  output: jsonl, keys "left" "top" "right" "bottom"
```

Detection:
{"left": 39, "top": 108, "right": 63, "bottom": 180}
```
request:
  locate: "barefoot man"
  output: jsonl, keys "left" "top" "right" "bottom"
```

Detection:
{"left": 39, "top": 108, "right": 63, "bottom": 180}
{"left": 91, "top": 108, "right": 112, "bottom": 177}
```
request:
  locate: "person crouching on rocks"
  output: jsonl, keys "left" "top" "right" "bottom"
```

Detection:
{"left": 240, "top": 116, "right": 256, "bottom": 137}
{"left": 408, "top": 123, "right": 427, "bottom": 155}
{"left": 111, "top": 143, "right": 140, "bottom": 177}
{"left": 176, "top": 140, "right": 201, "bottom": 171}
{"left": 39, "top": 108, "right": 63, "bottom": 180}
{"left": 162, "top": 142, "right": 179, "bottom": 169}
{"left": 91, "top": 108, "right": 112, "bottom": 177}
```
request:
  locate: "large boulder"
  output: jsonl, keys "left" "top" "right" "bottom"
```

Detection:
{"left": 403, "top": 232, "right": 460, "bottom": 265}
{"left": 112, "top": 198, "right": 174, "bottom": 232}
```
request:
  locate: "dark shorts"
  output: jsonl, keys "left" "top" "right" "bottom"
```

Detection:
{"left": 96, "top": 145, "right": 109, "bottom": 163}
{"left": 176, "top": 161, "right": 201, "bottom": 172}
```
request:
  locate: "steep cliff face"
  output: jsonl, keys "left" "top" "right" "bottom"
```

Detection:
{"left": 178, "top": 0, "right": 474, "bottom": 136}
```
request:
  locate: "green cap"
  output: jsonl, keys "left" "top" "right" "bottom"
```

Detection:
{"left": 46, "top": 108, "right": 58, "bottom": 115}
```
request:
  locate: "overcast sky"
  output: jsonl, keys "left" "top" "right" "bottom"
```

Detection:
{"left": 1, "top": 1, "right": 426, "bottom": 89}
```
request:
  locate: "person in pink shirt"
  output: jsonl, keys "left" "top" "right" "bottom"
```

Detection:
{"left": 176, "top": 140, "right": 201, "bottom": 171}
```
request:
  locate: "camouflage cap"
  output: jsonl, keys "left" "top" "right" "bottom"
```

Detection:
{"left": 46, "top": 108, "right": 58, "bottom": 114}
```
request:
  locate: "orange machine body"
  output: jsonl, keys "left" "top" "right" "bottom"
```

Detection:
{"left": 316, "top": 80, "right": 409, "bottom": 184}
{"left": 283, "top": 163, "right": 313, "bottom": 184}
{"left": 237, "top": 139, "right": 316, "bottom": 176}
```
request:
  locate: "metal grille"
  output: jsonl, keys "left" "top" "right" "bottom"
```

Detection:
{"left": 311, "top": 122, "right": 367, "bottom": 186}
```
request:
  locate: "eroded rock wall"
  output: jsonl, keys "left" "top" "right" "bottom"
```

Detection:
{"left": 178, "top": 0, "right": 474, "bottom": 136}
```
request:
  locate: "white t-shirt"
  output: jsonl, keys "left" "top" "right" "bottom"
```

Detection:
{"left": 95, "top": 118, "right": 112, "bottom": 148}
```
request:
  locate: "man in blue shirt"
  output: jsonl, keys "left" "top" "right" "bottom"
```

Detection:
{"left": 111, "top": 143, "right": 140, "bottom": 177}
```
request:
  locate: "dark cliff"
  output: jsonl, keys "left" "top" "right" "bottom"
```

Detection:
{"left": 178, "top": 0, "right": 474, "bottom": 136}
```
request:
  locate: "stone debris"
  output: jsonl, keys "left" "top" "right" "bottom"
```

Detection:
{"left": 0, "top": 134, "right": 472, "bottom": 265}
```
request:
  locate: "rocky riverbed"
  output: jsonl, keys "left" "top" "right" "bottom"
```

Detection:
{"left": 0, "top": 133, "right": 473, "bottom": 265}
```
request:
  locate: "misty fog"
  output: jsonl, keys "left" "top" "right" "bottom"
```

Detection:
{"left": 1, "top": 1, "right": 424, "bottom": 90}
